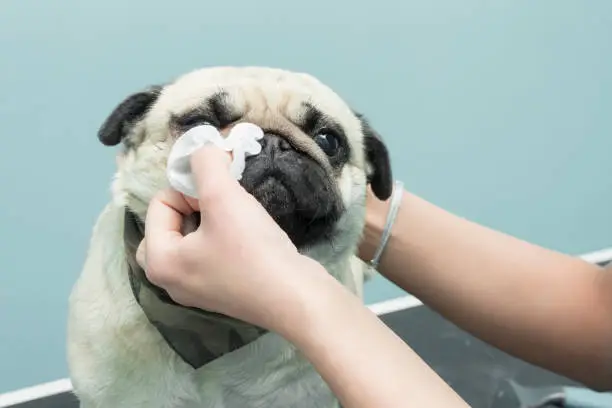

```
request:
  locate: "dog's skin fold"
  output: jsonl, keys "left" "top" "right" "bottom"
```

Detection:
{"left": 67, "top": 66, "right": 392, "bottom": 408}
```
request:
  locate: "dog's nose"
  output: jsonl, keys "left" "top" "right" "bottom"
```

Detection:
{"left": 260, "top": 133, "right": 292, "bottom": 154}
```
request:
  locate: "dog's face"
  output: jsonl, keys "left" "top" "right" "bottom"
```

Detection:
{"left": 102, "top": 66, "right": 392, "bottom": 257}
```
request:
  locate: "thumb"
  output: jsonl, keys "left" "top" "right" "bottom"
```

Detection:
{"left": 190, "top": 144, "right": 237, "bottom": 206}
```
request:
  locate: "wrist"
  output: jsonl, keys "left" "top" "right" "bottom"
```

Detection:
{"left": 358, "top": 191, "right": 389, "bottom": 262}
{"left": 260, "top": 255, "right": 337, "bottom": 335}
{"left": 268, "top": 257, "right": 355, "bottom": 339}
{"left": 358, "top": 183, "right": 405, "bottom": 267}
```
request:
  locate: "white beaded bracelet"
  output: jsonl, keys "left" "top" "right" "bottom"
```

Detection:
{"left": 369, "top": 180, "right": 404, "bottom": 270}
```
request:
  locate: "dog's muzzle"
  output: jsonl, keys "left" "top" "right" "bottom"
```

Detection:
{"left": 239, "top": 132, "right": 344, "bottom": 248}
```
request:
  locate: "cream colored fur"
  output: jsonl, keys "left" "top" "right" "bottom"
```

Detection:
{"left": 67, "top": 66, "right": 377, "bottom": 408}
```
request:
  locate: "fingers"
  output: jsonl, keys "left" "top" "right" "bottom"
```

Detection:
{"left": 157, "top": 188, "right": 198, "bottom": 216}
{"left": 143, "top": 189, "right": 197, "bottom": 286}
{"left": 136, "top": 239, "right": 146, "bottom": 269}
{"left": 190, "top": 145, "right": 237, "bottom": 207}
{"left": 144, "top": 189, "right": 190, "bottom": 255}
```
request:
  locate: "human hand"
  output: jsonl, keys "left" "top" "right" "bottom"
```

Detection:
{"left": 136, "top": 145, "right": 327, "bottom": 331}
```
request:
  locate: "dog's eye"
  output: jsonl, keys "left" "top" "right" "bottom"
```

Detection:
{"left": 176, "top": 115, "right": 214, "bottom": 130}
{"left": 313, "top": 132, "right": 340, "bottom": 156}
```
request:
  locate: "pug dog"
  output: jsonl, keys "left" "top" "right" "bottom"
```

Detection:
{"left": 66, "top": 66, "right": 393, "bottom": 408}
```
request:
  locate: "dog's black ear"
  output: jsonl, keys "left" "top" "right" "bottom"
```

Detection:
{"left": 98, "top": 85, "right": 164, "bottom": 146}
{"left": 355, "top": 113, "right": 393, "bottom": 200}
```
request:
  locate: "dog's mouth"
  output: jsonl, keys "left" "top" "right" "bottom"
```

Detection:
{"left": 183, "top": 148, "right": 344, "bottom": 249}
{"left": 243, "top": 173, "right": 342, "bottom": 248}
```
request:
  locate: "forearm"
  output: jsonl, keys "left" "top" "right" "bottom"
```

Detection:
{"left": 363, "top": 189, "right": 612, "bottom": 390}
{"left": 276, "top": 264, "right": 468, "bottom": 408}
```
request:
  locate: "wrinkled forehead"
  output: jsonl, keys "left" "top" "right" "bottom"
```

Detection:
{"left": 149, "top": 67, "right": 361, "bottom": 140}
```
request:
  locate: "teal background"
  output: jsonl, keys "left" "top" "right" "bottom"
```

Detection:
{"left": 1, "top": 0, "right": 611, "bottom": 394}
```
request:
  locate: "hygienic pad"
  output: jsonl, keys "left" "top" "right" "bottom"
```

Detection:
{"left": 166, "top": 122, "right": 264, "bottom": 198}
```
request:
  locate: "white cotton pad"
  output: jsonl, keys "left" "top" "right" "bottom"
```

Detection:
{"left": 225, "top": 122, "right": 265, "bottom": 180}
{"left": 166, "top": 123, "right": 264, "bottom": 198}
